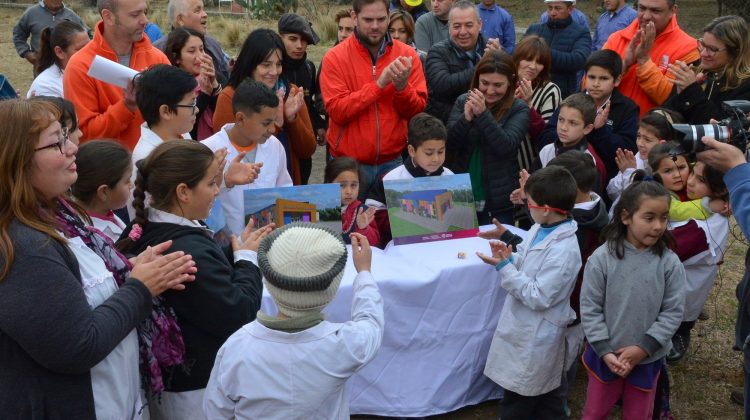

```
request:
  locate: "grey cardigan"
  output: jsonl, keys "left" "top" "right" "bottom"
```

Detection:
{"left": 581, "top": 241, "right": 685, "bottom": 363}
{"left": 0, "top": 220, "right": 152, "bottom": 419}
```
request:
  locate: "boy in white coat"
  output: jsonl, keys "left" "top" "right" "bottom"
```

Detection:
{"left": 203, "top": 224, "right": 384, "bottom": 419}
{"left": 201, "top": 79, "right": 293, "bottom": 235}
{"left": 477, "top": 165, "right": 582, "bottom": 419}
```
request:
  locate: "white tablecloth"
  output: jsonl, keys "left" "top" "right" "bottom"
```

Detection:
{"left": 261, "top": 225, "right": 526, "bottom": 416}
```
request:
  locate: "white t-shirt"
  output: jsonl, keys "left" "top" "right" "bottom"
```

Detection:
{"left": 27, "top": 65, "right": 64, "bottom": 98}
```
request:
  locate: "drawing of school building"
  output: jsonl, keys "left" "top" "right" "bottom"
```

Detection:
{"left": 245, "top": 198, "right": 318, "bottom": 228}
{"left": 399, "top": 189, "right": 453, "bottom": 222}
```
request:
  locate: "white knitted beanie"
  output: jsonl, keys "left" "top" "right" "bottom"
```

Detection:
{"left": 257, "top": 222, "right": 348, "bottom": 318}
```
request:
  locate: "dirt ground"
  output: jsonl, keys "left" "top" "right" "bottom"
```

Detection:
{"left": 2, "top": 1, "right": 747, "bottom": 418}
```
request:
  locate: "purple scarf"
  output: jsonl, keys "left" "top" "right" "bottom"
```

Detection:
{"left": 55, "top": 198, "right": 186, "bottom": 394}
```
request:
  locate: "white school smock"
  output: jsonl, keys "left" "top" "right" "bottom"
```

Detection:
{"left": 127, "top": 124, "right": 192, "bottom": 219}
{"left": 64, "top": 235, "right": 143, "bottom": 420}
{"left": 201, "top": 123, "right": 293, "bottom": 235}
{"left": 203, "top": 271, "right": 384, "bottom": 420}
{"left": 484, "top": 220, "right": 582, "bottom": 396}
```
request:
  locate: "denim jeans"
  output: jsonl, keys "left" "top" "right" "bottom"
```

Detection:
{"left": 357, "top": 156, "right": 403, "bottom": 201}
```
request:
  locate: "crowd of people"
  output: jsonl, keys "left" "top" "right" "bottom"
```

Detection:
{"left": 2, "top": 0, "right": 750, "bottom": 418}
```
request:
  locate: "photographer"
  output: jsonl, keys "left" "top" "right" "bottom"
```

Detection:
{"left": 698, "top": 135, "right": 750, "bottom": 416}
{"left": 666, "top": 16, "right": 750, "bottom": 124}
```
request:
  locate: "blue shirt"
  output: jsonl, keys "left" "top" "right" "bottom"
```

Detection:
{"left": 144, "top": 22, "right": 163, "bottom": 43}
{"left": 592, "top": 4, "right": 637, "bottom": 50}
{"left": 540, "top": 8, "right": 590, "bottom": 30}
{"left": 477, "top": 3, "right": 516, "bottom": 54}
{"left": 726, "top": 162, "right": 750, "bottom": 236}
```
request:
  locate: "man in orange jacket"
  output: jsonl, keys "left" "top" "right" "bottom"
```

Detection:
{"left": 320, "top": 0, "right": 428, "bottom": 197}
{"left": 64, "top": 0, "right": 170, "bottom": 150}
{"left": 603, "top": 0, "right": 699, "bottom": 117}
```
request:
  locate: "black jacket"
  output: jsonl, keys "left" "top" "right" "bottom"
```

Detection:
{"left": 447, "top": 96, "right": 530, "bottom": 214}
{"left": 425, "top": 35, "right": 485, "bottom": 123}
{"left": 525, "top": 17, "right": 592, "bottom": 98}
{"left": 126, "top": 222, "right": 263, "bottom": 392}
{"left": 664, "top": 73, "right": 750, "bottom": 124}
{"left": 283, "top": 54, "right": 326, "bottom": 131}
{"left": 538, "top": 89, "right": 639, "bottom": 182}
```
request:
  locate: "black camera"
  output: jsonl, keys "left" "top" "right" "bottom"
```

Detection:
{"left": 671, "top": 100, "right": 750, "bottom": 155}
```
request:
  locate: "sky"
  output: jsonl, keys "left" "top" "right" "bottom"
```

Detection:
{"left": 243, "top": 184, "right": 341, "bottom": 215}
{"left": 384, "top": 173, "right": 473, "bottom": 193}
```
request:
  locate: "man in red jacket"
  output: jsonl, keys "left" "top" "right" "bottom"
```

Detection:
{"left": 320, "top": 0, "right": 428, "bottom": 197}
{"left": 64, "top": 0, "right": 170, "bottom": 150}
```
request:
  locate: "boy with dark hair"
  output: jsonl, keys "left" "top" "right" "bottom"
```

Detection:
{"left": 133, "top": 64, "right": 198, "bottom": 167}
{"left": 477, "top": 165, "right": 581, "bottom": 419}
{"left": 202, "top": 79, "right": 293, "bottom": 235}
{"left": 367, "top": 113, "right": 454, "bottom": 208}
{"left": 538, "top": 49, "right": 639, "bottom": 181}
{"left": 538, "top": 92, "right": 608, "bottom": 188}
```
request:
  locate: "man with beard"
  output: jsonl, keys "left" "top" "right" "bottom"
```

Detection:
{"left": 63, "top": 0, "right": 170, "bottom": 150}
{"left": 320, "top": 0, "right": 427, "bottom": 197}
{"left": 154, "top": 0, "right": 229, "bottom": 84}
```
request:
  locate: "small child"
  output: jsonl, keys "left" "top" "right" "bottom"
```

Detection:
{"left": 367, "top": 113, "right": 454, "bottom": 245}
{"left": 647, "top": 143, "right": 727, "bottom": 222}
{"left": 133, "top": 64, "right": 198, "bottom": 166}
{"left": 607, "top": 109, "right": 682, "bottom": 206}
{"left": 202, "top": 79, "right": 293, "bottom": 235}
{"left": 667, "top": 160, "right": 730, "bottom": 362}
{"left": 580, "top": 179, "right": 685, "bottom": 420}
{"left": 203, "top": 225, "right": 384, "bottom": 419}
{"left": 367, "top": 112, "right": 454, "bottom": 208}
{"left": 538, "top": 50, "right": 640, "bottom": 182}
{"left": 477, "top": 165, "right": 582, "bottom": 418}
{"left": 324, "top": 156, "right": 380, "bottom": 247}
{"left": 483, "top": 151, "right": 608, "bottom": 414}
{"left": 72, "top": 140, "right": 133, "bottom": 242}
{"left": 538, "top": 93, "right": 608, "bottom": 188}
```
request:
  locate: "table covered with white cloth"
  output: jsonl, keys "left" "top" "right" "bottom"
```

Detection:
{"left": 260, "top": 225, "right": 527, "bottom": 417}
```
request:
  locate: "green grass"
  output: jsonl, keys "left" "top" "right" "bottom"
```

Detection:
{"left": 387, "top": 207, "right": 433, "bottom": 236}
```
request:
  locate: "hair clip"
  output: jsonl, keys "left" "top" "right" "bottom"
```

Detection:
{"left": 128, "top": 224, "right": 143, "bottom": 241}
{"left": 643, "top": 175, "right": 654, "bottom": 181}
{"left": 659, "top": 139, "right": 667, "bottom": 144}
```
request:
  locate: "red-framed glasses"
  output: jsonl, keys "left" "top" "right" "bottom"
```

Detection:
{"left": 526, "top": 202, "right": 569, "bottom": 215}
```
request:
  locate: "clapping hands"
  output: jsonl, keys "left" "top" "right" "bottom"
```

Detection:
{"left": 377, "top": 56, "right": 413, "bottom": 91}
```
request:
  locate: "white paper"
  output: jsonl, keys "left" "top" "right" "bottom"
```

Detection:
{"left": 86, "top": 55, "right": 138, "bottom": 89}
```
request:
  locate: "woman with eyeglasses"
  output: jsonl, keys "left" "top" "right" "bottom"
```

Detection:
{"left": 665, "top": 15, "right": 750, "bottom": 124}
{"left": 0, "top": 98, "right": 197, "bottom": 419}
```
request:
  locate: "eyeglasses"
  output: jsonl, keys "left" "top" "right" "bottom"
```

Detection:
{"left": 34, "top": 127, "right": 70, "bottom": 154}
{"left": 697, "top": 38, "right": 728, "bottom": 56}
{"left": 175, "top": 101, "right": 198, "bottom": 114}
{"left": 526, "top": 201, "right": 569, "bottom": 215}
